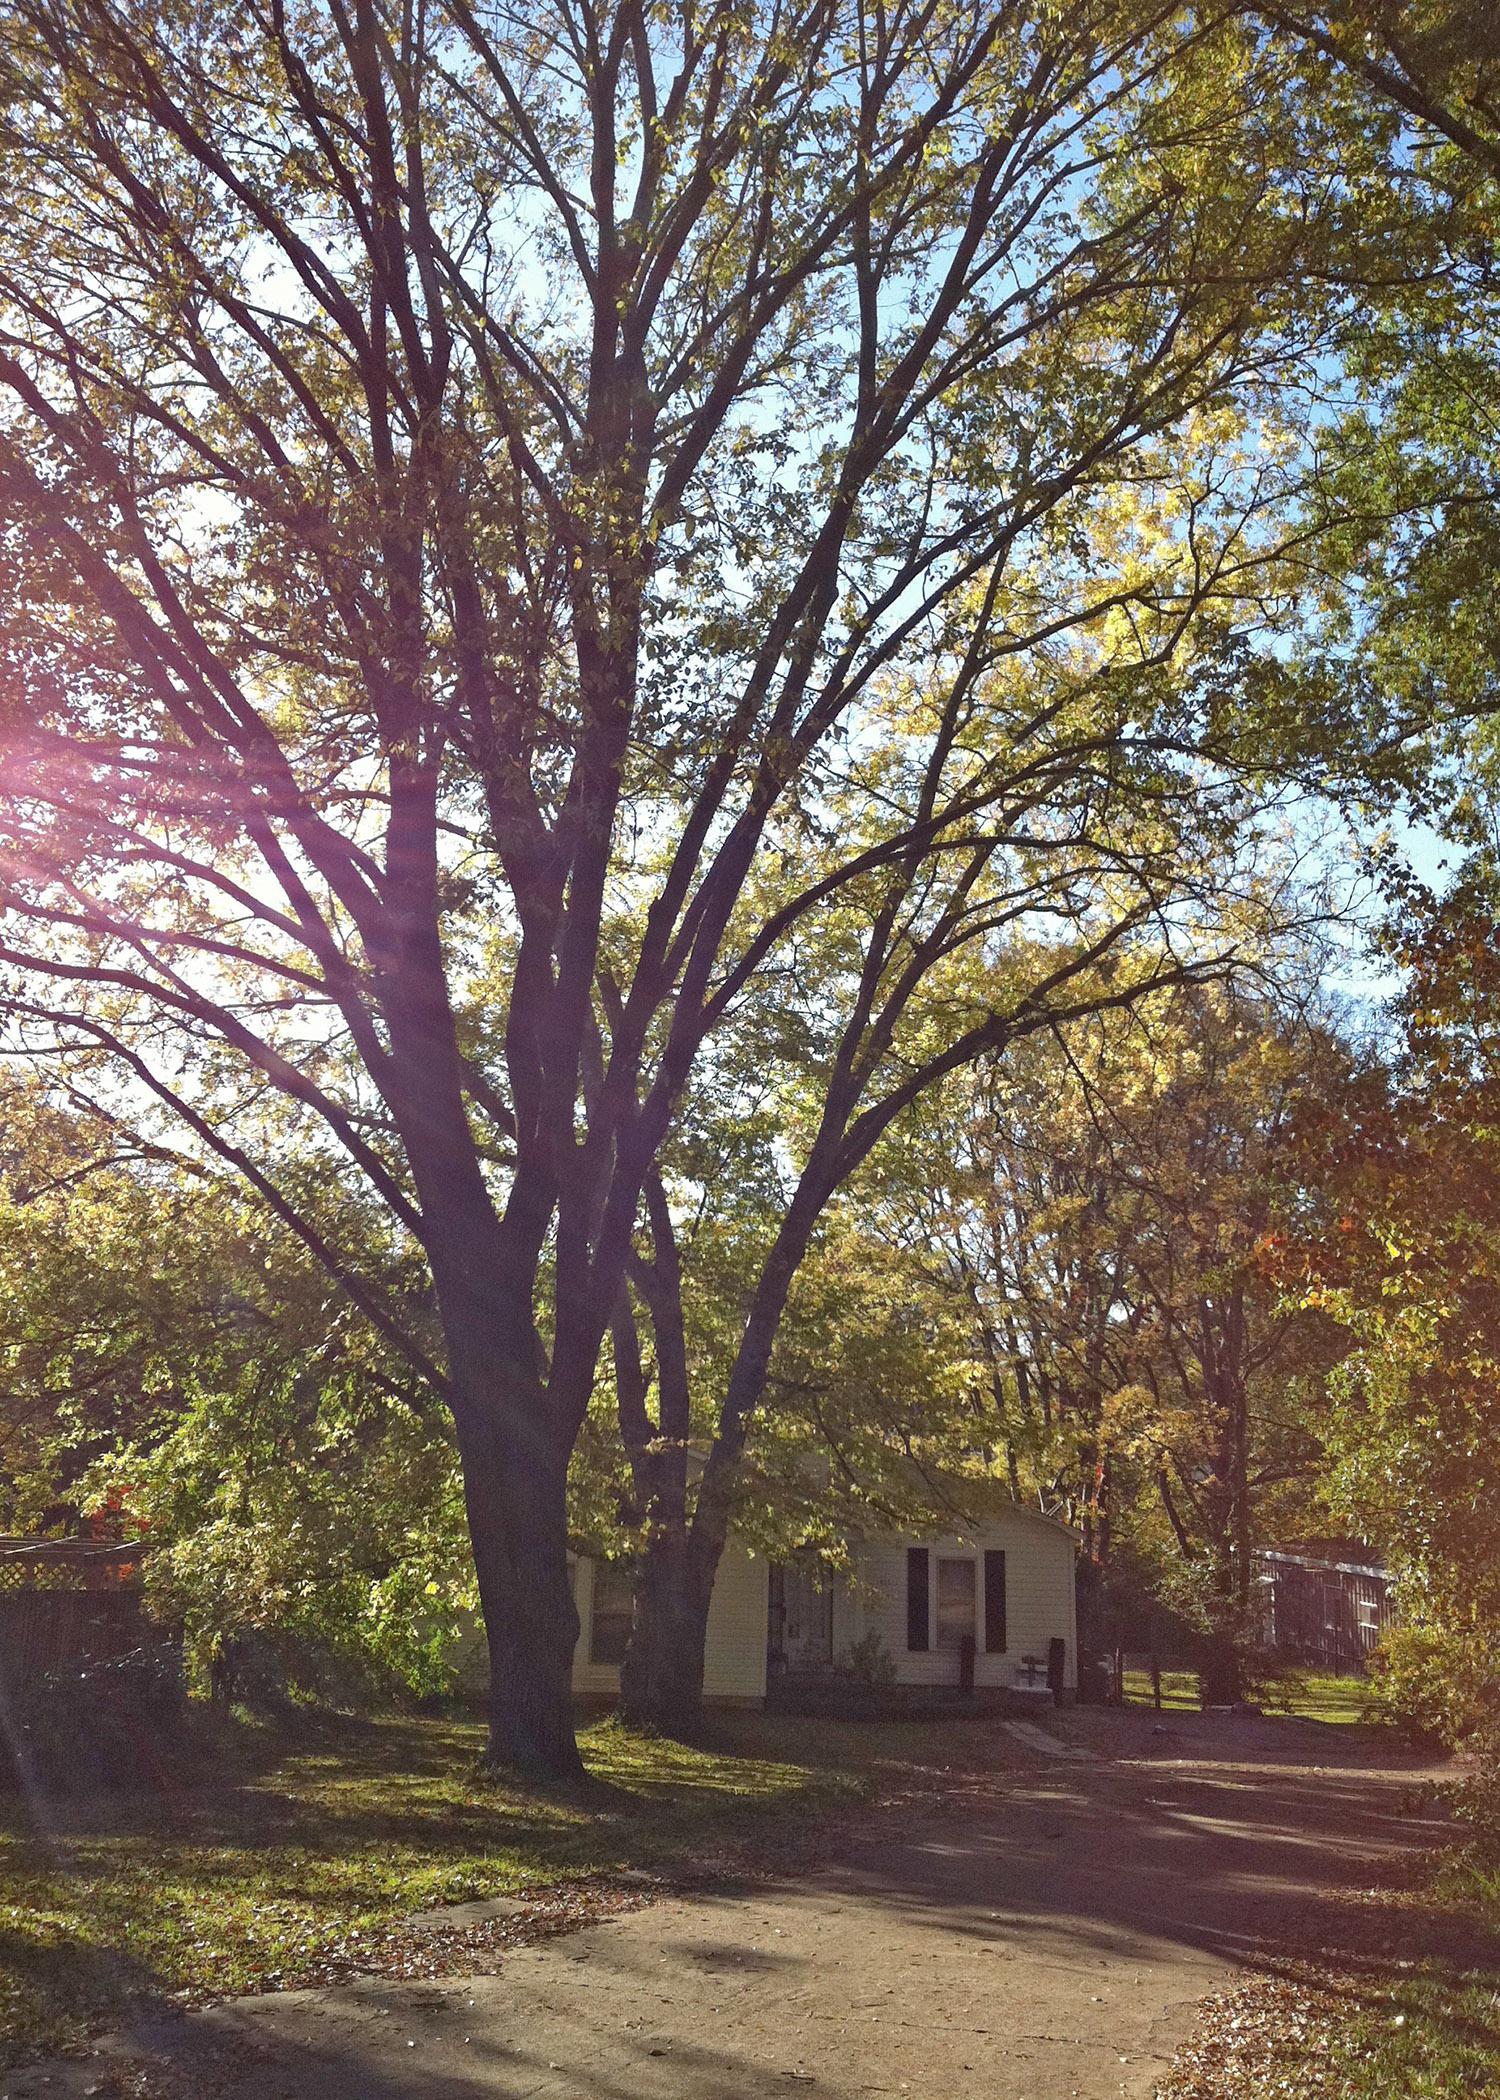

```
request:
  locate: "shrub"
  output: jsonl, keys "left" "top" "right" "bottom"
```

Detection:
{"left": 208, "top": 1625, "right": 412, "bottom": 1717}
{"left": 839, "top": 1631, "right": 897, "bottom": 1687}
{"left": 0, "top": 1642, "right": 191, "bottom": 1794}
{"left": 1366, "top": 1623, "right": 1488, "bottom": 1748}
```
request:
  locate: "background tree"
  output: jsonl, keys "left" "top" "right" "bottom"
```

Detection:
{"left": 0, "top": 1079, "right": 469, "bottom": 1695}
{"left": 1091, "top": 986, "right": 1348, "bottom": 1699}
{"left": 1260, "top": 0, "right": 1500, "bottom": 816}
{"left": 1293, "top": 870, "right": 1500, "bottom": 1744}
{"left": 827, "top": 978, "right": 1350, "bottom": 1698}
{"left": 0, "top": 1077, "right": 203, "bottom": 1528}
{"left": 1258, "top": 0, "right": 1500, "bottom": 1734}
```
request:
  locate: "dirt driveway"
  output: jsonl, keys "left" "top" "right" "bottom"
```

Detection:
{"left": 4, "top": 1712, "right": 1445, "bottom": 2100}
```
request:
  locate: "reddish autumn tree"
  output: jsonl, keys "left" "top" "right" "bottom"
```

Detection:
{"left": 1290, "top": 875, "right": 1500, "bottom": 1740}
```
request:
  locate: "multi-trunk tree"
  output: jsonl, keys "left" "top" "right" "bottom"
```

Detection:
{"left": 0, "top": 0, "right": 1413, "bottom": 1770}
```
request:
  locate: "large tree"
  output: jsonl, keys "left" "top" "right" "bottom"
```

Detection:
{"left": 1293, "top": 871, "right": 1500, "bottom": 1744}
{"left": 0, "top": 0, "right": 1402, "bottom": 1770}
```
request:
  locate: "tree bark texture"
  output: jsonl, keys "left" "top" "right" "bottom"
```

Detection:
{"left": 455, "top": 1408, "right": 583, "bottom": 1780}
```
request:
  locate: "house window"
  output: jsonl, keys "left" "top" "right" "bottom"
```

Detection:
{"left": 780, "top": 1558, "right": 835, "bottom": 1671}
{"left": 935, "top": 1557, "right": 976, "bottom": 1650}
{"left": 589, "top": 1560, "right": 634, "bottom": 1666}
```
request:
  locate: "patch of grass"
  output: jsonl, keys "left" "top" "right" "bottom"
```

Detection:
{"left": 1258, "top": 1673, "right": 1377, "bottom": 1726}
{"left": 1164, "top": 1947, "right": 1500, "bottom": 2100}
{"left": 1121, "top": 1668, "right": 1377, "bottom": 1724}
{"left": 1123, "top": 1667, "right": 1202, "bottom": 1711}
{"left": 1196, "top": 1934, "right": 1500, "bottom": 2099}
{"left": 1308, "top": 1961, "right": 1500, "bottom": 2097}
{"left": 0, "top": 1707, "right": 867, "bottom": 2069}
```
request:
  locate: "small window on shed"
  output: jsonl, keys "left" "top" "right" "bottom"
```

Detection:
{"left": 589, "top": 1560, "right": 634, "bottom": 1666}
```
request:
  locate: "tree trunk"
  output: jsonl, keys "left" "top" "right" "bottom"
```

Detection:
{"left": 378, "top": 951, "right": 587, "bottom": 1783}
{"left": 615, "top": 1173, "right": 704, "bottom": 1736}
{"left": 1073, "top": 1553, "right": 1106, "bottom": 1704}
{"left": 619, "top": 1339, "right": 786, "bottom": 1734}
{"left": 454, "top": 1410, "right": 584, "bottom": 1782}
{"left": 1199, "top": 1623, "right": 1243, "bottom": 1706}
{"left": 1199, "top": 1534, "right": 1245, "bottom": 1706}
{"left": 618, "top": 1527, "right": 714, "bottom": 1739}
{"left": 616, "top": 1164, "right": 827, "bottom": 1736}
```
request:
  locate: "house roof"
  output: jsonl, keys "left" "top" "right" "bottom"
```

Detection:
{"left": 887, "top": 1504, "right": 1079, "bottom": 1548}
{"left": 1256, "top": 1548, "right": 1388, "bottom": 1582}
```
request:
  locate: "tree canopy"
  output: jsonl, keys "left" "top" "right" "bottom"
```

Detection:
{"left": 0, "top": 0, "right": 1487, "bottom": 1766}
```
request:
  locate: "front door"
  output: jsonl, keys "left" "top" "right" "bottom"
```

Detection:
{"left": 776, "top": 1559, "right": 835, "bottom": 1674}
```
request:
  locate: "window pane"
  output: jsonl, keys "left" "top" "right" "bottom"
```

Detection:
{"left": 935, "top": 1557, "right": 975, "bottom": 1649}
{"left": 590, "top": 1560, "right": 634, "bottom": 1666}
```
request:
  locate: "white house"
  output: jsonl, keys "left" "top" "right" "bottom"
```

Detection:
{"left": 571, "top": 1502, "right": 1078, "bottom": 1708}
{"left": 571, "top": 1538, "right": 772, "bottom": 1705}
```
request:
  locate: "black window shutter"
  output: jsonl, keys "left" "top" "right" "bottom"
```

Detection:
{"left": 906, "top": 1547, "right": 930, "bottom": 1651}
{"left": 984, "top": 1550, "right": 1008, "bottom": 1654}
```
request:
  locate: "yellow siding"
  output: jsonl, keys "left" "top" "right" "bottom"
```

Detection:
{"left": 570, "top": 1555, "right": 622, "bottom": 1700}
{"left": 834, "top": 1514, "right": 1077, "bottom": 1691}
{"left": 570, "top": 1543, "right": 769, "bottom": 1704}
{"left": 571, "top": 1518, "right": 1072, "bottom": 1704}
{"left": 702, "top": 1541, "right": 770, "bottom": 1700}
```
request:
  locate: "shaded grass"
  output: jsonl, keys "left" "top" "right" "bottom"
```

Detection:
{"left": 0, "top": 1707, "right": 879, "bottom": 2069}
{"left": 1182, "top": 1931, "right": 1500, "bottom": 2099}
{"left": 1259, "top": 1674, "right": 1379, "bottom": 1727}
{"left": 1123, "top": 1666, "right": 1203, "bottom": 1711}
{"left": 1163, "top": 1944, "right": 1500, "bottom": 2100}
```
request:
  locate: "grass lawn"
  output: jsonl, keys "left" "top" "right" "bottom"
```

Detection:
{"left": 1301, "top": 1958, "right": 1500, "bottom": 2097}
{"left": 1174, "top": 1873, "right": 1500, "bottom": 2099}
{"left": 1122, "top": 1666, "right": 1203, "bottom": 1711}
{"left": 1121, "top": 1668, "right": 1377, "bottom": 1724}
{"left": 1165, "top": 1776, "right": 1500, "bottom": 2100}
{"left": 1301, "top": 1840, "right": 1500, "bottom": 2099}
{"left": 1258, "top": 1673, "right": 1378, "bottom": 1726}
{"left": 0, "top": 1706, "right": 907, "bottom": 2070}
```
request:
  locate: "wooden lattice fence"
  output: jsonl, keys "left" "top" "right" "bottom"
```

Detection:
{"left": 0, "top": 1541, "right": 153, "bottom": 1685}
